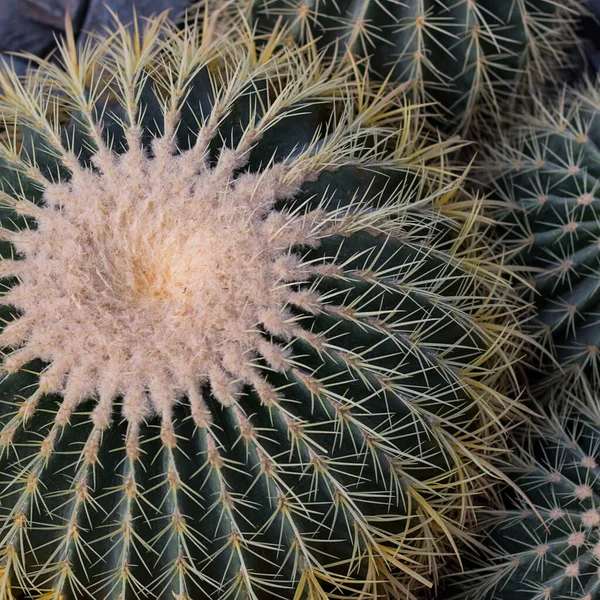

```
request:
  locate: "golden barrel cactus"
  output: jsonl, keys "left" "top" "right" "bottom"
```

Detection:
{"left": 0, "top": 12, "right": 526, "bottom": 600}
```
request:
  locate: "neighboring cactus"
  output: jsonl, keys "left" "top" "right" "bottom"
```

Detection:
{"left": 240, "top": 0, "right": 586, "bottom": 133}
{"left": 484, "top": 78, "right": 600, "bottom": 391}
{"left": 456, "top": 377, "right": 600, "bottom": 600}
{"left": 0, "top": 12, "right": 527, "bottom": 600}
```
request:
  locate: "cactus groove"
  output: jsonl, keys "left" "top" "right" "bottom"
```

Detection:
{"left": 0, "top": 12, "right": 525, "bottom": 600}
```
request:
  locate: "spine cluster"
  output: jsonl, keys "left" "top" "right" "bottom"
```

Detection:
{"left": 483, "top": 80, "right": 600, "bottom": 394}
{"left": 459, "top": 379, "right": 600, "bottom": 600}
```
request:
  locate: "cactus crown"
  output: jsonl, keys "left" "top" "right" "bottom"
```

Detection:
{"left": 0, "top": 11, "right": 526, "bottom": 600}
{"left": 3, "top": 81, "right": 331, "bottom": 431}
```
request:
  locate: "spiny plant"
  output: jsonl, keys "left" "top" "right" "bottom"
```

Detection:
{"left": 455, "top": 376, "right": 600, "bottom": 600}
{"left": 484, "top": 77, "right": 600, "bottom": 393}
{"left": 0, "top": 10, "right": 527, "bottom": 600}
{"left": 237, "top": 0, "right": 586, "bottom": 134}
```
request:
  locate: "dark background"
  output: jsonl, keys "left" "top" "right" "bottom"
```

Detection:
{"left": 0, "top": 0, "right": 193, "bottom": 75}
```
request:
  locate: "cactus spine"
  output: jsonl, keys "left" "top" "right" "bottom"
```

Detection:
{"left": 483, "top": 78, "right": 600, "bottom": 391}
{"left": 0, "top": 12, "right": 526, "bottom": 600}
{"left": 242, "top": 0, "right": 586, "bottom": 133}
{"left": 456, "top": 377, "right": 600, "bottom": 600}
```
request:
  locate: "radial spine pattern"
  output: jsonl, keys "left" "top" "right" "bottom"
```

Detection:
{"left": 0, "top": 12, "right": 525, "bottom": 600}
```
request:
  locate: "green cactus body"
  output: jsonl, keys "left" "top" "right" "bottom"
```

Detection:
{"left": 458, "top": 380, "right": 600, "bottom": 600}
{"left": 242, "top": 0, "right": 585, "bottom": 133}
{"left": 485, "top": 79, "right": 600, "bottom": 390}
{"left": 0, "top": 13, "right": 525, "bottom": 600}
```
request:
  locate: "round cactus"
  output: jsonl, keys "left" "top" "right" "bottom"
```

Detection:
{"left": 457, "top": 378, "right": 600, "bottom": 600}
{"left": 0, "top": 12, "right": 526, "bottom": 600}
{"left": 484, "top": 78, "right": 600, "bottom": 391}
{"left": 240, "top": 0, "right": 585, "bottom": 134}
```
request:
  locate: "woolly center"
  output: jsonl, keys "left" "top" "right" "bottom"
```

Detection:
{"left": 65, "top": 190, "right": 271, "bottom": 318}
{"left": 123, "top": 233, "right": 206, "bottom": 305}
{"left": 2, "top": 142, "right": 321, "bottom": 426}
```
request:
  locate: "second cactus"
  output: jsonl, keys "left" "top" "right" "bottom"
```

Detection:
{"left": 244, "top": 0, "right": 585, "bottom": 133}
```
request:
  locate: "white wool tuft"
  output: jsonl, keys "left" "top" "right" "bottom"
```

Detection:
{"left": 1, "top": 140, "right": 323, "bottom": 427}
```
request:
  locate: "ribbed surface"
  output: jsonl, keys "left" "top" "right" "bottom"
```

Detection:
{"left": 489, "top": 80, "right": 600, "bottom": 388}
{"left": 244, "top": 0, "right": 584, "bottom": 133}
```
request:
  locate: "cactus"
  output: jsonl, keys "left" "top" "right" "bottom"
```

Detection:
{"left": 456, "top": 377, "right": 600, "bottom": 600}
{"left": 483, "top": 78, "right": 600, "bottom": 391}
{"left": 0, "top": 12, "right": 527, "bottom": 600}
{"left": 240, "top": 0, "right": 586, "bottom": 134}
